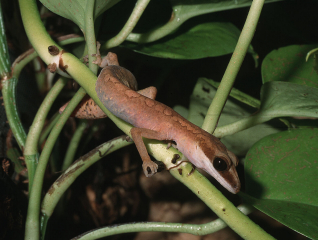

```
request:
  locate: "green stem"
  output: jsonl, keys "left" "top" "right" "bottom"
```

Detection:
{"left": 126, "top": 12, "right": 186, "bottom": 44}
{"left": 25, "top": 88, "right": 86, "bottom": 240}
{"left": 1, "top": 76, "right": 27, "bottom": 150}
{"left": 24, "top": 78, "right": 68, "bottom": 156}
{"left": 85, "top": 0, "right": 98, "bottom": 74}
{"left": 0, "top": 1, "right": 10, "bottom": 76}
{"left": 214, "top": 113, "right": 273, "bottom": 138}
{"left": 19, "top": 0, "right": 130, "bottom": 135}
{"left": 77, "top": 122, "right": 99, "bottom": 157}
{"left": 171, "top": 165, "right": 274, "bottom": 240}
{"left": 203, "top": 78, "right": 260, "bottom": 109}
{"left": 6, "top": 147, "right": 26, "bottom": 175}
{"left": 72, "top": 204, "right": 254, "bottom": 240}
{"left": 39, "top": 112, "right": 60, "bottom": 147}
{"left": 41, "top": 136, "right": 132, "bottom": 239}
{"left": 3, "top": 36, "right": 84, "bottom": 153}
{"left": 201, "top": 0, "right": 265, "bottom": 134}
{"left": 61, "top": 119, "right": 88, "bottom": 171}
{"left": 102, "top": 0, "right": 151, "bottom": 50}
{"left": 19, "top": 1, "right": 273, "bottom": 240}
{"left": 24, "top": 77, "right": 69, "bottom": 191}
{"left": 126, "top": 0, "right": 282, "bottom": 44}
{"left": 74, "top": 164, "right": 274, "bottom": 240}
{"left": 42, "top": 136, "right": 131, "bottom": 218}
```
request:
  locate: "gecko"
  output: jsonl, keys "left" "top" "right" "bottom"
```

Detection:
{"left": 60, "top": 51, "right": 241, "bottom": 194}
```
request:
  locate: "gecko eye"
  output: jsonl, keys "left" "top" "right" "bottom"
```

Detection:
{"left": 213, "top": 158, "right": 228, "bottom": 171}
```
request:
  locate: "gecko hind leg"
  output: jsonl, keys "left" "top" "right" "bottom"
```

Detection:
{"left": 130, "top": 127, "right": 168, "bottom": 177}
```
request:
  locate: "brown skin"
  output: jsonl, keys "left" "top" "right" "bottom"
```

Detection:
{"left": 61, "top": 53, "right": 241, "bottom": 194}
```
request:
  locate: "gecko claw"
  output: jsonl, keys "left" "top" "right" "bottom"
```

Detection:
{"left": 142, "top": 161, "right": 158, "bottom": 177}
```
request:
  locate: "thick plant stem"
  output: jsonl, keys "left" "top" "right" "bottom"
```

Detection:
{"left": 24, "top": 77, "right": 69, "bottom": 191}
{"left": 103, "top": 0, "right": 151, "bottom": 50}
{"left": 19, "top": 1, "right": 273, "bottom": 240}
{"left": 1, "top": 77, "right": 27, "bottom": 150}
{"left": 73, "top": 165, "right": 275, "bottom": 240}
{"left": 201, "top": 0, "right": 265, "bottom": 134}
{"left": 170, "top": 165, "right": 275, "bottom": 240}
{"left": 25, "top": 88, "right": 86, "bottom": 240}
{"left": 85, "top": 0, "right": 98, "bottom": 74}
{"left": 2, "top": 37, "right": 81, "bottom": 153}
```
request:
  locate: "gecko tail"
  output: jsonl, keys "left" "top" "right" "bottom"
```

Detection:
{"left": 59, "top": 94, "right": 108, "bottom": 119}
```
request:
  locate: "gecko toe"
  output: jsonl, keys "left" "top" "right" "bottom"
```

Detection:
{"left": 142, "top": 161, "right": 158, "bottom": 177}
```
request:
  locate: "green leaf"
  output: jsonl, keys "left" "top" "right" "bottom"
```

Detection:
{"left": 215, "top": 81, "right": 318, "bottom": 138}
{"left": 122, "top": 22, "right": 245, "bottom": 59}
{"left": 243, "top": 128, "right": 318, "bottom": 239}
{"left": 262, "top": 44, "right": 318, "bottom": 88}
{"left": 187, "top": 78, "right": 281, "bottom": 155}
{"left": 204, "top": 78, "right": 260, "bottom": 108}
{"left": 40, "top": 0, "right": 121, "bottom": 30}
{"left": 240, "top": 193, "right": 318, "bottom": 240}
{"left": 259, "top": 81, "right": 318, "bottom": 119}
{"left": 306, "top": 47, "right": 318, "bottom": 76}
{"left": 245, "top": 128, "right": 318, "bottom": 204}
{"left": 170, "top": 0, "right": 283, "bottom": 20}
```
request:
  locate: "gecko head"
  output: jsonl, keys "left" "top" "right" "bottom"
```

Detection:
{"left": 195, "top": 137, "right": 241, "bottom": 194}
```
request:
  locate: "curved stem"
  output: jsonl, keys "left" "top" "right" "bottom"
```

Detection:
{"left": 74, "top": 164, "right": 274, "bottom": 240}
{"left": 102, "top": 0, "right": 151, "bottom": 50}
{"left": 1, "top": 76, "right": 27, "bottom": 150}
{"left": 61, "top": 119, "right": 88, "bottom": 171}
{"left": 25, "top": 88, "right": 86, "bottom": 240}
{"left": 214, "top": 114, "right": 273, "bottom": 138}
{"left": 3, "top": 36, "right": 84, "bottom": 154}
{"left": 201, "top": 0, "right": 265, "bottom": 134}
{"left": 170, "top": 165, "right": 275, "bottom": 240}
{"left": 126, "top": 14, "right": 185, "bottom": 44}
{"left": 24, "top": 77, "right": 69, "bottom": 190}
{"left": 20, "top": 1, "right": 274, "bottom": 240}
{"left": 0, "top": 1, "right": 10, "bottom": 76}
{"left": 41, "top": 136, "right": 131, "bottom": 239}
{"left": 41, "top": 136, "right": 132, "bottom": 218}
{"left": 72, "top": 204, "right": 254, "bottom": 240}
{"left": 24, "top": 77, "right": 69, "bottom": 156}
{"left": 39, "top": 112, "right": 60, "bottom": 147}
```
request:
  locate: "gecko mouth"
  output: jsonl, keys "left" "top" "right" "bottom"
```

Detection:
{"left": 204, "top": 163, "right": 241, "bottom": 194}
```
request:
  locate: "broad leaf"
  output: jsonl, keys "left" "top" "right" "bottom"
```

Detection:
{"left": 243, "top": 128, "right": 318, "bottom": 239}
{"left": 169, "top": 0, "right": 283, "bottom": 20}
{"left": 259, "top": 81, "right": 318, "bottom": 119}
{"left": 240, "top": 193, "right": 318, "bottom": 240}
{"left": 40, "top": 0, "right": 121, "bottom": 31}
{"left": 187, "top": 78, "right": 281, "bottom": 155}
{"left": 122, "top": 22, "right": 248, "bottom": 59}
{"left": 262, "top": 44, "right": 318, "bottom": 88}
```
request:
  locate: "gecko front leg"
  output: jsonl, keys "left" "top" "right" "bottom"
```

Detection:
{"left": 130, "top": 128, "right": 169, "bottom": 177}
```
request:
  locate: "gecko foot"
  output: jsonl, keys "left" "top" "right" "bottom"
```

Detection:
{"left": 125, "top": 136, "right": 133, "bottom": 142}
{"left": 83, "top": 55, "right": 89, "bottom": 65}
{"left": 92, "top": 54, "right": 102, "bottom": 66}
{"left": 142, "top": 161, "right": 158, "bottom": 177}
